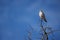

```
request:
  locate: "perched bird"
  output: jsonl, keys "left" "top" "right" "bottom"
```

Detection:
{"left": 39, "top": 10, "right": 47, "bottom": 22}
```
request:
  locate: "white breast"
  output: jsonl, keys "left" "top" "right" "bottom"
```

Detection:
{"left": 39, "top": 11, "right": 43, "bottom": 18}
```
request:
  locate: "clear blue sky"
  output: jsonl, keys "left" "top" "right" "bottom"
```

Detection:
{"left": 0, "top": 0, "right": 60, "bottom": 40}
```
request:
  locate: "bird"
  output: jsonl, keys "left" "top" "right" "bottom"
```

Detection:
{"left": 39, "top": 10, "right": 47, "bottom": 22}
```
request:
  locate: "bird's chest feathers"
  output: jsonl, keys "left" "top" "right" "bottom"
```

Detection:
{"left": 40, "top": 12, "right": 44, "bottom": 19}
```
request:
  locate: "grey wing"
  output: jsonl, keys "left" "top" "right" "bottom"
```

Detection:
{"left": 42, "top": 12, "right": 47, "bottom": 22}
{"left": 42, "top": 11, "right": 45, "bottom": 19}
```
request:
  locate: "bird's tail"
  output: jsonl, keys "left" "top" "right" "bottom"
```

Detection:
{"left": 44, "top": 18, "right": 47, "bottom": 22}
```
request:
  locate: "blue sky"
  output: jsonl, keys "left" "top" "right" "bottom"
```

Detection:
{"left": 0, "top": 0, "right": 60, "bottom": 40}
